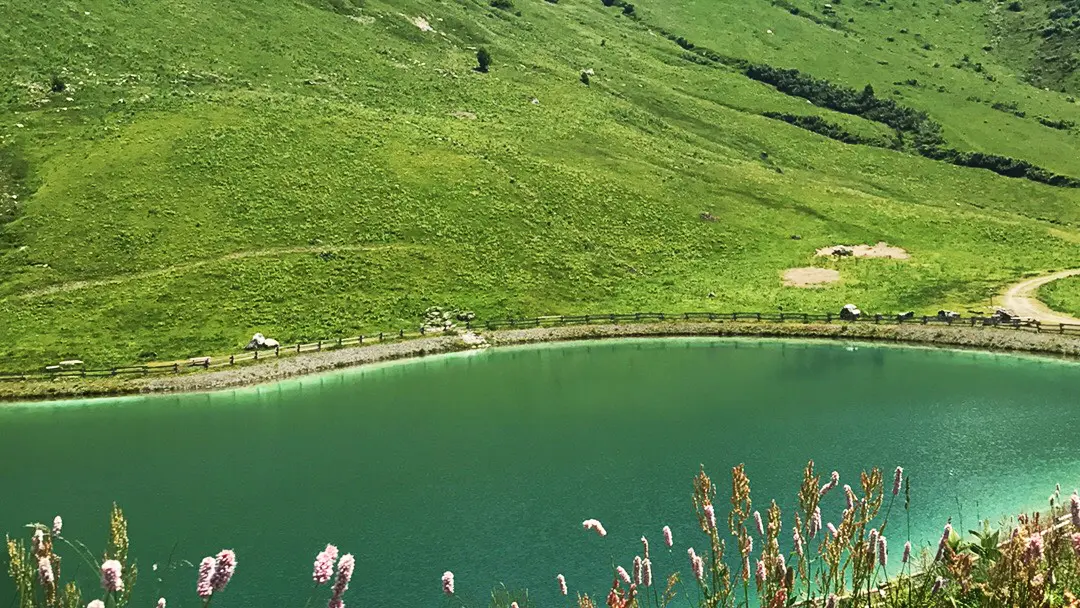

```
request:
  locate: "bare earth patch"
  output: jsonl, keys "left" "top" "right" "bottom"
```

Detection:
{"left": 451, "top": 111, "right": 477, "bottom": 120}
{"left": 783, "top": 267, "right": 840, "bottom": 287}
{"left": 815, "top": 242, "right": 910, "bottom": 259}
{"left": 412, "top": 16, "right": 434, "bottom": 31}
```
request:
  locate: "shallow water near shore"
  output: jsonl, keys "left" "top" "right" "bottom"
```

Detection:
{"left": 2, "top": 338, "right": 1079, "bottom": 607}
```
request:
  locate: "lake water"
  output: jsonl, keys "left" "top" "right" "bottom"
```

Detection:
{"left": 1, "top": 338, "right": 1079, "bottom": 607}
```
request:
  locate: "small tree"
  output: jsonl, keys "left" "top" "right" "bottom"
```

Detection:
{"left": 580, "top": 71, "right": 590, "bottom": 86}
{"left": 476, "top": 48, "right": 492, "bottom": 73}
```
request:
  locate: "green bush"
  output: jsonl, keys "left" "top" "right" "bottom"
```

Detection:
{"left": 476, "top": 47, "right": 492, "bottom": 72}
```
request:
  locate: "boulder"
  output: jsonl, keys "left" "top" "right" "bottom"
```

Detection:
{"left": 245, "top": 333, "right": 266, "bottom": 350}
{"left": 263, "top": 338, "right": 280, "bottom": 349}
{"left": 936, "top": 310, "right": 960, "bottom": 321}
{"left": 897, "top": 311, "right": 915, "bottom": 321}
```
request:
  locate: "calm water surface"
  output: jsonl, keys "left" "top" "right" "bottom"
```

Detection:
{"left": 1, "top": 339, "right": 1079, "bottom": 607}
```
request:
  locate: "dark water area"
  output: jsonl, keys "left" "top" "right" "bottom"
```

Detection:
{"left": 1, "top": 339, "right": 1079, "bottom": 607}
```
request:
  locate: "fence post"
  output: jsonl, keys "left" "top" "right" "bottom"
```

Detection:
{"left": 174, "top": 363, "right": 180, "bottom": 373}
{"left": 922, "top": 316, "right": 928, "bottom": 324}
{"left": 970, "top": 318, "right": 976, "bottom": 327}
{"left": 779, "top": 313, "right": 785, "bottom": 322}
{"left": 731, "top": 312, "right": 737, "bottom": 321}
{"left": 399, "top": 329, "right": 404, "bottom": 338}
{"left": 803, "top": 313, "right": 809, "bottom": 323}
{"left": 205, "top": 358, "right": 211, "bottom": 368}
{"left": 360, "top": 335, "right": 364, "bottom": 344}
{"left": 826, "top": 313, "right": 832, "bottom": 323}
{"left": 1062, "top": 323, "right": 1066, "bottom": 334}
{"left": 756, "top": 312, "right": 761, "bottom": 321}
{"left": 1035, "top": 321, "right": 1041, "bottom": 333}
{"left": 230, "top": 355, "right": 235, "bottom": 365}
{"left": 112, "top": 368, "right": 117, "bottom": 376}
{"left": 338, "top": 338, "right": 343, "bottom": 346}
{"left": 317, "top": 341, "right": 322, "bottom": 351}
{"left": 254, "top": 351, "right": 259, "bottom": 361}
{"left": 874, "top": 314, "right": 881, "bottom": 324}
{"left": 379, "top": 332, "right": 384, "bottom": 342}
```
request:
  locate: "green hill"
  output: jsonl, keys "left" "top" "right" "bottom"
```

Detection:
{"left": 1, "top": 0, "right": 1079, "bottom": 370}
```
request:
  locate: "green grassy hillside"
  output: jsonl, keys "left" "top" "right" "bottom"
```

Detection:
{"left": 1, "top": 0, "right": 1080, "bottom": 370}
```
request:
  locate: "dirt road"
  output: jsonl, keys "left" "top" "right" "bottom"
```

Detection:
{"left": 1000, "top": 269, "right": 1080, "bottom": 324}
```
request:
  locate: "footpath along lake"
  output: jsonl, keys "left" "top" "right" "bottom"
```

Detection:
{"left": 1, "top": 338, "right": 1079, "bottom": 607}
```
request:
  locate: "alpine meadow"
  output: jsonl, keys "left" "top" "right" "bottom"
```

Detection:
{"left": 2, "top": 0, "right": 1080, "bottom": 370}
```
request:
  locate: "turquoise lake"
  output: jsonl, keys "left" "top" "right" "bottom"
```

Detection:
{"left": 1, "top": 338, "right": 1079, "bottom": 607}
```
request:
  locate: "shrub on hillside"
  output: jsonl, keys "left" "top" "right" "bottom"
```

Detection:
{"left": 490, "top": 0, "right": 514, "bottom": 9}
{"left": 476, "top": 48, "right": 492, "bottom": 73}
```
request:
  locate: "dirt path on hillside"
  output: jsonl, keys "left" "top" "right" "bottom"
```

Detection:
{"left": 7, "top": 244, "right": 411, "bottom": 300}
{"left": 1000, "top": 269, "right": 1080, "bottom": 324}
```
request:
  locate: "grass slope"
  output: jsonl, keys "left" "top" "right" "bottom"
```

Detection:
{"left": 1, "top": 0, "right": 1080, "bottom": 370}
{"left": 1041, "top": 275, "right": 1080, "bottom": 314}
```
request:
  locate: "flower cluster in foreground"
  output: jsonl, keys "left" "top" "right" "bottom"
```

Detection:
{"left": 7, "top": 465, "right": 1080, "bottom": 608}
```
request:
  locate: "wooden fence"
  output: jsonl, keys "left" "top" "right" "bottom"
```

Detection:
{"left": 2, "top": 311, "right": 1078, "bottom": 382}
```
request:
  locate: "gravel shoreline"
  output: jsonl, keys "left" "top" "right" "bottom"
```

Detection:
{"left": 4, "top": 322, "right": 1080, "bottom": 402}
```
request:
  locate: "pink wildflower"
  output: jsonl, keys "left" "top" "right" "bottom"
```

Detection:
{"left": 101, "top": 560, "right": 124, "bottom": 593}
{"left": 52, "top": 516, "right": 63, "bottom": 537}
{"left": 557, "top": 574, "right": 568, "bottom": 596}
{"left": 745, "top": 536, "right": 753, "bottom": 555}
{"left": 582, "top": 519, "right": 607, "bottom": 537}
{"left": 793, "top": 528, "right": 804, "bottom": 557}
{"left": 893, "top": 467, "right": 903, "bottom": 496}
{"left": 88, "top": 602, "right": 105, "bottom": 608}
{"left": 210, "top": 550, "right": 236, "bottom": 591}
{"left": 820, "top": 471, "right": 839, "bottom": 496}
{"left": 827, "top": 523, "right": 838, "bottom": 538}
{"left": 1070, "top": 533, "right": 1080, "bottom": 558}
{"left": 313, "top": 545, "right": 338, "bottom": 585}
{"left": 641, "top": 536, "right": 650, "bottom": 559}
{"left": 809, "top": 507, "right": 822, "bottom": 539}
{"left": 931, "top": 577, "right": 946, "bottom": 594}
{"left": 331, "top": 554, "right": 355, "bottom": 600}
{"left": 32, "top": 529, "right": 44, "bottom": 553}
{"left": 643, "top": 558, "right": 652, "bottom": 587}
{"left": 688, "top": 548, "right": 705, "bottom": 582}
{"left": 633, "top": 556, "right": 643, "bottom": 586}
{"left": 38, "top": 557, "right": 54, "bottom": 587}
{"left": 616, "top": 566, "right": 631, "bottom": 585}
{"left": 1025, "top": 533, "right": 1044, "bottom": 563}
{"left": 753, "top": 511, "right": 764, "bottom": 536}
{"left": 156, "top": 599, "right": 166, "bottom": 608}
{"left": 844, "top": 485, "right": 855, "bottom": 510}
{"left": 196, "top": 557, "right": 215, "bottom": 598}
{"left": 510, "top": 603, "right": 519, "bottom": 608}
{"left": 878, "top": 536, "right": 888, "bottom": 568}
{"left": 1071, "top": 492, "right": 1080, "bottom": 528}
{"left": 755, "top": 560, "right": 766, "bottom": 586}
{"left": 742, "top": 556, "right": 750, "bottom": 582}
{"left": 663, "top": 526, "right": 673, "bottom": 548}
{"left": 777, "top": 554, "right": 786, "bottom": 575}
{"left": 936, "top": 524, "right": 952, "bottom": 561}
{"left": 902, "top": 541, "right": 912, "bottom": 564}
{"left": 704, "top": 505, "right": 716, "bottom": 530}
{"left": 327, "top": 599, "right": 344, "bottom": 608}
{"left": 442, "top": 571, "right": 454, "bottom": 595}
